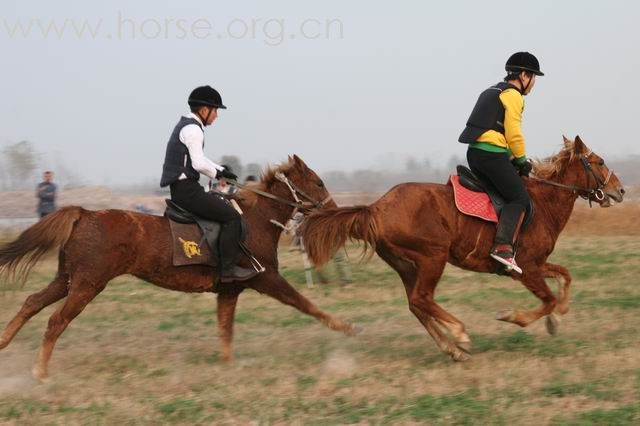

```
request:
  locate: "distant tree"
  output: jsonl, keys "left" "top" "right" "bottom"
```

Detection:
{"left": 405, "top": 157, "right": 421, "bottom": 173}
{"left": 244, "top": 162, "right": 262, "bottom": 180}
{"left": 3, "top": 141, "right": 39, "bottom": 190}
{"left": 446, "top": 155, "right": 464, "bottom": 174}
{"left": 219, "top": 155, "right": 243, "bottom": 178}
{"left": 0, "top": 155, "right": 7, "bottom": 191}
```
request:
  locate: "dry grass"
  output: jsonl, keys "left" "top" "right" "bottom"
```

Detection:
{"left": 0, "top": 235, "right": 639, "bottom": 425}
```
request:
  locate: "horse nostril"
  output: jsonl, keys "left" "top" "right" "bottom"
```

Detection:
{"left": 620, "top": 188, "right": 626, "bottom": 195}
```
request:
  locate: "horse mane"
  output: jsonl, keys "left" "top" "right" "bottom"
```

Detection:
{"left": 532, "top": 139, "right": 579, "bottom": 180}
{"left": 258, "top": 158, "right": 295, "bottom": 190}
{"left": 234, "top": 159, "right": 295, "bottom": 209}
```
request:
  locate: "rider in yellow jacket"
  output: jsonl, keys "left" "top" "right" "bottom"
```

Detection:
{"left": 459, "top": 52, "right": 544, "bottom": 273}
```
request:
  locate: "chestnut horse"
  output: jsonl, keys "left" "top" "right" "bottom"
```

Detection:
{"left": 0, "top": 155, "right": 358, "bottom": 381}
{"left": 302, "top": 136, "right": 625, "bottom": 361}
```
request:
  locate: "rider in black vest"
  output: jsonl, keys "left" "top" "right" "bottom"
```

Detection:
{"left": 458, "top": 52, "right": 544, "bottom": 273}
{"left": 161, "top": 86, "right": 259, "bottom": 283}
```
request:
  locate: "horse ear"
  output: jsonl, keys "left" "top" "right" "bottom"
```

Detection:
{"left": 562, "top": 135, "right": 571, "bottom": 146}
{"left": 574, "top": 135, "right": 587, "bottom": 153}
{"left": 292, "top": 154, "right": 305, "bottom": 167}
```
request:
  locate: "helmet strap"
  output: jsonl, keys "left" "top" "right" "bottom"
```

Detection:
{"left": 204, "top": 107, "right": 214, "bottom": 126}
{"left": 195, "top": 106, "right": 212, "bottom": 126}
{"left": 519, "top": 72, "right": 531, "bottom": 95}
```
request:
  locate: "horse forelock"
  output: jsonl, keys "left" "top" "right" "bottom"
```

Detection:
{"left": 258, "top": 159, "right": 296, "bottom": 191}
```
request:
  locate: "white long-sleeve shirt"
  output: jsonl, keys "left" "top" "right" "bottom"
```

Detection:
{"left": 178, "top": 112, "right": 225, "bottom": 181}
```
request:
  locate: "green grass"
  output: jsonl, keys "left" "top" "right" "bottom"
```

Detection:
{"left": 552, "top": 404, "right": 640, "bottom": 425}
{"left": 156, "top": 398, "right": 206, "bottom": 424}
{"left": 0, "top": 236, "right": 639, "bottom": 424}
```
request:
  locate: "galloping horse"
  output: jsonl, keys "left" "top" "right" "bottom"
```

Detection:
{"left": 0, "top": 155, "right": 358, "bottom": 380}
{"left": 302, "top": 136, "right": 625, "bottom": 361}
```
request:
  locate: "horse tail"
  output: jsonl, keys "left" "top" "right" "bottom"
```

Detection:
{"left": 0, "top": 206, "right": 83, "bottom": 285}
{"left": 301, "top": 205, "right": 379, "bottom": 267}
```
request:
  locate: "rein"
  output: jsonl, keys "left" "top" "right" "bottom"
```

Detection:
{"left": 529, "top": 150, "right": 613, "bottom": 207}
{"left": 231, "top": 172, "right": 331, "bottom": 212}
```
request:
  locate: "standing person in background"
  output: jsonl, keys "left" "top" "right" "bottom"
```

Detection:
{"left": 36, "top": 171, "right": 57, "bottom": 219}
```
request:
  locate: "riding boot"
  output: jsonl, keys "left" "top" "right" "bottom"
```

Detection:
{"left": 218, "top": 220, "right": 259, "bottom": 283}
{"left": 490, "top": 204, "right": 525, "bottom": 274}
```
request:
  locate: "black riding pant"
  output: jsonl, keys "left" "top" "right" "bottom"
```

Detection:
{"left": 170, "top": 179, "right": 242, "bottom": 267}
{"left": 467, "top": 148, "right": 530, "bottom": 246}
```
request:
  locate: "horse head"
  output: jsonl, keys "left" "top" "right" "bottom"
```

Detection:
{"left": 286, "top": 154, "right": 337, "bottom": 210}
{"left": 533, "top": 135, "right": 625, "bottom": 207}
{"left": 238, "top": 155, "right": 336, "bottom": 213}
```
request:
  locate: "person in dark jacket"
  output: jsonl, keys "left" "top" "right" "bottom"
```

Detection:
{"left": 458, "top": 52, "right": 544, "bottom": 274}
{"left": 36, "top": 171, "right": 57, "bottom": 219}
{"left": 160, "top": 86, "right": 259, "bottom": 283}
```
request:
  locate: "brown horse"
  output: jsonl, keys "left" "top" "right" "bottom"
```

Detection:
{"left": 0, "top": 155, "right": 358, "bottom": 381}
{"left": 302, "top": 136, "right": 625, "bottom": 361}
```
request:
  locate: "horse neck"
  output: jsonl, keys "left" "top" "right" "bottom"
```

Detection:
{"left": 531, "top": 164, "right": 583, "bottom": 236}
{"left": 243, "top": 185, "right": 296, "bottom": 255}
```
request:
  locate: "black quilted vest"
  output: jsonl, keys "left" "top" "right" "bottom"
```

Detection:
{"left": 160, "top": 116, "right": 204, "bottom": 188}
{"left": 458, "top": 82, "right": 522, "bottom": 144}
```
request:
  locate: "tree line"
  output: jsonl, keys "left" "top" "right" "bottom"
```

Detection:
{"left": 1, "top": 141, "right": 639, "bottom": 193}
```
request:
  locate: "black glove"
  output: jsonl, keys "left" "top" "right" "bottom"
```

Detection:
{"left": 512, "top": 158, "right": 532, "bottom": 177}
{"left": 216, "top": 167, "right": 237, "bottom": 181}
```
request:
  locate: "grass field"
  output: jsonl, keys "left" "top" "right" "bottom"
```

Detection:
{"left": 0, "top": 236, "right": 639, "bottom": 425}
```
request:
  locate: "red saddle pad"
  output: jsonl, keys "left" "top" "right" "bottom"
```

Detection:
{"left": 449, "top": 175, "right": 498, "bottom": 223}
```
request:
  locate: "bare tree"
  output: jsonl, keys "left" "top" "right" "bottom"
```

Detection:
{"left": 244, "top": 162, "right": 262, "bottom": 180}
{"left": 3, "top": 141, "right": 38, "bottom": 190}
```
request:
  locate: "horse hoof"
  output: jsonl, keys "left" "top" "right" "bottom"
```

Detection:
{"left": 451, "top": 350, "right": 471, "bottom": 362}
{"left": 345, "top": 324, "right": 362, "bottom": 337}
{"left": 456, "top": 341, "right": 472, "bottom": 354}
{"left": 496, "top": 309, "right": 516, "bottom": 322}
{"left": 545, "top": 313, "right": 560, "bottom": 336}
{"left": 31, "top": 366, "right": 49, "bottom": 383}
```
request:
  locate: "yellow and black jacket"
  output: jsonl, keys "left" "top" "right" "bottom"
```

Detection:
{"left": 459, "top": 82, "right": 526, "bottom": 162}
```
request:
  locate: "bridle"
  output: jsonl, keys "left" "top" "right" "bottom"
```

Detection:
{"left": 529, "top": 150, "right": 613, "bottom": 207}
{"left": 229, "top": 172, "right": 333, "bottom": 227}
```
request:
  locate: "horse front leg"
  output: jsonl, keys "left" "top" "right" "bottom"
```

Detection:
{"left": 543, "top": 262, "right": 572, "bottom": 315}
{"left": 217, "top": 291, "right": 241, "bottom": 362}
{"left": 252, "top": 272, "right": 359, "bottom": 336}
{"left": 497, "top": 269, "right": 558, "bottom": 333}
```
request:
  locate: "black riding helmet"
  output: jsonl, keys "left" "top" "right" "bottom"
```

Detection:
{"left": 188, "top": 85, "right": 227, "bottom": 109}
{"left": 505, "top": 52, "right": 544, "bottom": 76}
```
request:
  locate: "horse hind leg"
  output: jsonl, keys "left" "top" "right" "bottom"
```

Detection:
{"left": 32, "top": 274, "right": 106, "bottom": 381}
{"left": 0, "top": 274, "right": 69, "bottom": 350}
{"left": 397, "top": 247, "right": 471, "bottom": 362}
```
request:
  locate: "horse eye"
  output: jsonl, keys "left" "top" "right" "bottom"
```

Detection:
{"left": 598, "top": 160, "right": 605, "bottom": 166}
{"left": 316, "top": 180, "right": 325, "bottom": 188}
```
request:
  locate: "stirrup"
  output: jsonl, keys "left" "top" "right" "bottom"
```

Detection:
{"left": 489, "top": 248, "right": 522, "bottom": 274}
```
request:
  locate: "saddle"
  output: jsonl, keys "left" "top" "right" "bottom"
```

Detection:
{"left": 165, "top": 199, "right": 222, "bottom": 266}
{"left": 450, "top": 165, "right": 534, "bottom": 227}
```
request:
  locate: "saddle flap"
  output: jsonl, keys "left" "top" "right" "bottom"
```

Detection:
{"left": 165, "top": 199, "right": 223, "bottom": 266}
{"left": 169, "top": 220, "right": 216, "bottom": 267}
